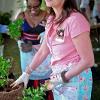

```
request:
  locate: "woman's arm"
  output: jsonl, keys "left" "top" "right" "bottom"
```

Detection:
{"left": 65, "top": 32, "right": 94, "bottom": 80}
{"left": 10, "top": 36, "right": 50, "bottom": 88}
{"left": 26, "top": 37, "right": 50, "bottom": 74}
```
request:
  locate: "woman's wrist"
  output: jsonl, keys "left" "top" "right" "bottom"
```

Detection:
{"left": 61, "top": 71, "right": 70, "bottom": 83}
{"left": 25, "top": 65, "right": 33, "bottom": 75}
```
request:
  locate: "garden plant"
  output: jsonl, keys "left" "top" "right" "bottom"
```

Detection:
{"left": 22, "top": 80, "right": 54, "bottom": 100}
{"left": 0, "top": 56, "right": 11, "bottom": 89}
{"left": 8, "top": 19, "right": 23, "bottom": 40}
{"left": 0, "top": 56, "right": 23, "bottom": 100}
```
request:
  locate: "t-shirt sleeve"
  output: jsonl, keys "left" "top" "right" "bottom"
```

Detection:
{"left": 69, "top": 13, "right": 90, "bottom": 38}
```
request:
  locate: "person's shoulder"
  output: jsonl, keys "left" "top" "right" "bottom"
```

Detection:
{"left": 70, "top": 12, "right": 85, "bottom": 19}
{"left": 42, "top": 10, "right": 49, "bottom": 20}
{"left": 17, "top": 11, "right": 25, "bottom": 19}
{"left": 67, "top": 12, "right": 87, "bottom": 23}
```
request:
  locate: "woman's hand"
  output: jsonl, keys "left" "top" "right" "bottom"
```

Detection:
{"left": 44, "top": 73, "right": 65, "bottom": 90}
{"left": 10, "top": 72, "right": 30, "bottom": 88}
{"left": 44, "top": 80, "right": 55, "bottom": 90}
{"left": 49, "top": 73, "right": 63, "bottom": 84}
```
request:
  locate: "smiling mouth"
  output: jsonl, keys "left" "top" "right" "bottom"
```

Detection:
{"left": 31, "top": 11, "right": 36, "bottom": 14}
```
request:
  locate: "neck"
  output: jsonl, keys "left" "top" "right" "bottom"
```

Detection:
{"left": 53, "top": 8, "right": 63, "bottom": 21}
{"left": 53, "top": 6, "right": 63, "bottom": 20}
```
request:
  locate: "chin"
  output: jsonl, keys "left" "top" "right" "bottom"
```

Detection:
{"left": 46, "top": 3, "right": 52, "bottom": 7}
{"left": 45, "top": 1, "right": 52, "bottom": 7}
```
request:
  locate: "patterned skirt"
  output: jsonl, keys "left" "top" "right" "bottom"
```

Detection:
{"left": 51, "top": 64, "right": 92, "bottom": 100}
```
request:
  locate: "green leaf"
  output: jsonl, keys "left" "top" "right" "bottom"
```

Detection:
{"left": 0, "top": 57, "right": 11, "bottom": 87}
{"left": 8, "top": 19, "right": 23, "bottom": 40}
{"left": 22, "top": 86, "right": 46, "bottom": 100}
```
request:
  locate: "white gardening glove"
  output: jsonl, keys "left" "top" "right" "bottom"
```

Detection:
{"left": 10, "top": 72, "right": 30, "bottom": 88}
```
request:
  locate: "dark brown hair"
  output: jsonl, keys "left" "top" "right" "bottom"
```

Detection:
{"left": 49, "top": 0, "right": 86, "bottom": 24}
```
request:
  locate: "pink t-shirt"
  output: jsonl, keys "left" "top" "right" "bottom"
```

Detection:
{"left": 45, "top": 12, "right": 90, "bottom": 65}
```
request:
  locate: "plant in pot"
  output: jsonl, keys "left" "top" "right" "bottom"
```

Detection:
{"left": 0, "top": 34, "right": 4, "bottom": 56}
{"left": 22, "top": 85, "right": 46, "bottom": 100}
{"left": 22, "top": 81, "right": 54, "bottom": 100}
{"left": 0, "top": 56, "right": 23, "bottom": 100}
{"left": 8, "top": 19, "right": 23, "bottom": 40}
{"left": 0, "top": 56, "right": 11, "bottom": 90}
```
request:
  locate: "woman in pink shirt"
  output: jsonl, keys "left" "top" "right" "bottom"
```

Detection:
{"left": 11, "top": 0, "right": 94, "bottom": 99}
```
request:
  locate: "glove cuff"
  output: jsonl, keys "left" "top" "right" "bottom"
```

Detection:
{"left": 23, "top": 72, "right": 30, "bottom": 77}
{"left": 25, "top": 65, "right": 33, "bottom": 75}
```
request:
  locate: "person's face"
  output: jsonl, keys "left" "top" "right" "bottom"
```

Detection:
{"left": 27, "top": 0, "right": 40, "bottom": 15}
{"left": 45, "top": 0, "right": 65, "bottom": 8}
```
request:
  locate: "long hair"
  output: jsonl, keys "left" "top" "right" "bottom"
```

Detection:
{"left": 49, "top": 0, "right": 81, "bottom": 24}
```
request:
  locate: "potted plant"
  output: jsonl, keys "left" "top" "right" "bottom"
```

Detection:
{"left": 0, "top": 34, "right": 4, "bottom": 56}
{"left": 8, "top": 19, "right": 23, "bottom": 40}
{"left": 0, "top": 56, "right": 23, "bottom": 100}
{"left": 0, "top": 56, "right": 11, "bottom": 88}
{"left": 22, "top": 80, "right": 54, "bottom": 100}
{"left": 22, "top": 85, "right": 46, "bottom": 100}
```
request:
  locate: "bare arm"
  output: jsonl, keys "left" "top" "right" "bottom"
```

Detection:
{"left": 65, "top": 32, "right": 94, "bottom": 80}
{"left": 25, "top": 37, "right": 50, "bottom": 74}
{"left": 16, "top": 12, "right": 24, "bottom": 19}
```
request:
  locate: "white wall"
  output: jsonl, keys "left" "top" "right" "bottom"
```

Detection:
{"left": 0, "top": 0, "right": 26, "bottom": 20}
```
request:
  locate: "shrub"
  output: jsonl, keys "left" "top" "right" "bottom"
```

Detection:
{"left": 8, "top": 19, "right": 23, "bottom": 40}
{"left": 0, "top": 57, "right": 11, "bottom": 88}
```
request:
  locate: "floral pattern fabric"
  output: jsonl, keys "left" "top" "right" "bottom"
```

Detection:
{"left": 52, "top": 64, "right": 92, "bottom": 100}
